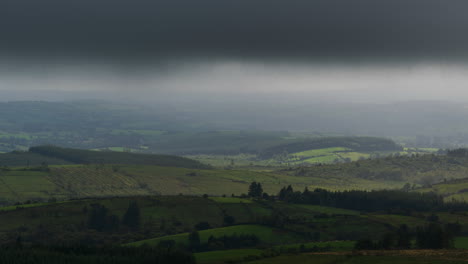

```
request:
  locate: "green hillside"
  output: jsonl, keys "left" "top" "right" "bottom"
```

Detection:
{"left": 0, "top": 164, "right": 404, "bottom": 205}
{"left": 3, "top": 148, "right": 468, "bottom": 204}
{"left": 248, "top": 254, "right": 468, "bottom": 264}
{"left": 0, "top": 151, "right": 73, "bottom": 167}
{"left": 281, "top": 152, "right": 468, "bottom": 188}
{"left": 287, "top": 147, "right": 370, "bottom": 164}
{"left": 29, "top": 145, "right": 211, "bottom": 168}
{"left": 126, "top": 225, "right": 305, "bottom": 247}
{"left": 0, "top": 145, "right": 210, "bottom": 169}
{"left": 3, "top": 147, "right": 468, "bottom": 205}
{"left": 418, "top": 178, "right": 468, "bottom": 201}
{"left": 259, "top": 137, "right": 402, "bottom": 159}
{"left": 0, "top": 195, "right": 450, "bottom": 247}
{"left": 0, "top": 195, "right": 466, "bottom": 263}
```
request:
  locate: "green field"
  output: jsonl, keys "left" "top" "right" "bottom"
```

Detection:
{"left": 195, "top": 241, "right": 355, "bottom": 264}
{"left": 404, "top": 147, "right": 440, "bottom": 153}
{"left": 294, "top": 147, "right": 351, "bottom": 157}
{"left": 185, "top": 154, "right": 276, "bottom": 168}
{"left": 369, "top": 214, "right": 427, "bottom": 228}
{"left": 455, "top": 237, "right": 468, "bottom": 249}
{"left": 445, "top": 193, "right": 468, "bottom": 201}
{"left": 290, "top": 204, "right": 360, "bottom": 216}
{"left": 275, "top": 240, "right": 355, "bottom": 252}
{"left": 0, "top": 194, "right": 464, "bottom": 263}
{"left": 0, "top": 132, "right": 34, "bottom": 140}
{"left": 0, "top": 196, "right": 380, "bottom": 246}
{"left": 110, "top": 129, "right": 166, "bottom": 136}
{"left": 184, "top": 136, "right": 405, "bottom": 167}
{"left": 209, "top": 197, "right": 253, "bottom": 203}
{"left": 0, "top": 146, "right": 468, "bottom": 205}
{"left": 6, "top": 145, "right": 468, "bottom": 204}
{"left": 3, "top": 96, "right": 468, "bottom": 263}
{"left": 287, "top": 147, "right": 439, "bottom": 166}
{"left": 287, "top": 147, "right": 371, "bottom": 165}
{"left": 195, "top": 248, "right": 264, "bottom": 264}
{"left": 0, "top": 163, "right": 406, "bottom": 204}
{"left": 418, "top": 181, "right": 468, "bottom": 195}
{"left": 248, "top": 254, "right": 468, "bottom": 264}
{"left": 126, "top": 225, "right": 305, "bottom": 247}
{"left": 417, "top": 178, "right": 468, "bottom": 201}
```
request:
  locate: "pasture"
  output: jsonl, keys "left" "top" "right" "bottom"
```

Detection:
{"left": 126, "top": 225, "right": 305, "bottom": 247}
{"left": 195, "top": 248, "right": 264, "bottom": 264}
{"left": 455, "top": 237, "right": 468, "bottom": 249}
{"left": 248, "top": 254, "right": 468, "bottom": 264}
{"left": 289, "top": 204, "right": 360, "bottom": 216}
{"left": 0, "top": 163, "right": 406, "bottom": 204}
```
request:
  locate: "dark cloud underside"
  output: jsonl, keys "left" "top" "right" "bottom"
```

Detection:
{"left": 2, "top": 0, "right": 468, "bottom": 60}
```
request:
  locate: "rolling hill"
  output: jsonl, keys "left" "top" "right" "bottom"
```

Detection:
{"left": 0, "top": 146, "right": 210, "bottom": 169}
{"left": 259, "top": 137, "right": 402, "bottom": 159}
{"left": 2, "top": 146, "right": 468, "bottom": 205}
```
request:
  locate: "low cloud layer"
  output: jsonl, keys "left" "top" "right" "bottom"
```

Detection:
{"left": 2, "top": 60, "right": 468, "bottom": 103}
{"left": 2, "top": 0, "right": 468, "bottom": 60}
{"left": 2, "top": 0, "right": 468, "bottom": 103}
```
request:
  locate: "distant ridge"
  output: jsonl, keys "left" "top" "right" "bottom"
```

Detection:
{"left": 259, "top": 136, "right": 402, "bottom": 159}
{"left": 0, "top": 145, "right": 211, "bottom": 169}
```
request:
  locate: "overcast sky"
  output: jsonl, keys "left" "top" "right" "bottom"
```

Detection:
{"left": 1, "top": 0, "right": 468, "bottom": 102}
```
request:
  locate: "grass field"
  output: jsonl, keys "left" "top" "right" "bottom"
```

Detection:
{"left": 209, "top": 197, "right": 253, "bottom": 203}
{"left": 294, "top": 147, "right": 351, "bottom": 157}
{"left": 290, "top": 204, "right": 360, "bottom": 216}
{"left": 455, "top": 237, "right": 468, "bottom": 249}
{"left": 276, "top": 241, "right": 355, "bottom": 252}
{"left": 404, "top": 147, "right": 440, "bottom": 153}
{"left": 0, "top": 196, "right": 389, "bottom": 247}
{"left": 418, "top": 181, "right": 468, "bottom": 195}
{"left": 2, "top": 148, "right": 468, "bottom": 204}
{"left": 3, "top": 144, "right": 466, "bottom": 204}
{"left": 0, "top": 169, "right": 62, "bottom": 202}
{"left": 0, "top": 202, "right": 53, "bottom": 211}
{"left": 185, "top": 154, "right": 275, "bottom": 168}
{"left": 445, "top": 193, "right": 468, "bottom": 202}
{"left": 194, "top": 241, "right": 354, "bottom": 264}
{"left": 0, "top": 194, "right": 464, "bottom": 262}
{"left": 248, "top": 254, "right": 468, "bottom": 264}
{"left": 417, "top": 179, "right": 468, "bottom": 201}
{"left": 0, "top": 164, "right": 407, "bottom": 204}
{"left": 369, "top": 214, "right": 427, "bottom": 228}
{"left": 126, "top": 225, "right": 305, "bottom": 247}
{"left": 195, "top": 248, "right": 264, "bottom": 264}
{"left": 0, "top": 132, "right": 34, "bottom": 140}
{"left": 282, "top": 153, "right": 468, "bottom": 197}
{"left": 187, "top": 145, "right": 410, "bottom": 168}
{"left": 110, "top": 129, "right": 166, "bottom": 136}
{"left": 288, "top": 147, "right": 371, "bottom": 165}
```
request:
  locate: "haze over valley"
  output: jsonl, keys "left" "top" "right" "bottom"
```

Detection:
{"left": 2, "top": 1, "right": 468, "bottom": 263}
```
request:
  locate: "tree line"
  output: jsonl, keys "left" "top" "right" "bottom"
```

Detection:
{"left": 87, "top": 201, "right": 141, "bottom": 232}
{"left": 0, "top": 245, "right": 195, "bottom": 264}
{"left": 275, "top": 185, "right": 468, "bottom": 212}
{"left": 184, "top": 231, "right": 260, "bottom": 252}
{"left": 355, "top": 222, "right": 462, "bottom": 250}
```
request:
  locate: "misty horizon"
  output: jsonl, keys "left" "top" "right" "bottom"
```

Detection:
{"left": 3, "top": 0, "right": 468, "bottom": 104}
{"left": 2, "top": 0, "right": 468, "bottom": 135}
{"left": 1, "top": 59, "right": 468, "bottom": 103}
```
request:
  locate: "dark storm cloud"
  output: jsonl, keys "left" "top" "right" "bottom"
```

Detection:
{"left": 2, "top": 0, "right": 468, "bottom": 60}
